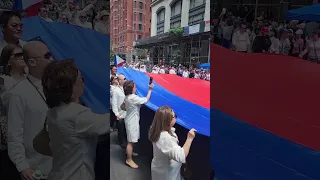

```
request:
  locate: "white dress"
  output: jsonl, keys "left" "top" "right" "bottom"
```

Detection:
{"left": 124, "top": 94, "right": 147, "bottom": 143}
{"left": 151, "top": 128, "right": 185, "bottom": 180}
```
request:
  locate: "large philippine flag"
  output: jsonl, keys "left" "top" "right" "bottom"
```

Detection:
{"left": 114, "top": 55, "right": 125, "bottom": 67}
{"left": 13, "top": 0, "right": 44, "bottom": 17}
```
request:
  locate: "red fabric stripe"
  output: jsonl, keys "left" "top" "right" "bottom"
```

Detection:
{"left": 146, "top": 73, "right": 210, "bottom": 109}
{"left": 211, "top": 43, "right": 320, "bottom": 151}
{"left": 25, "top": 1, "right": 43, "bottom": 17}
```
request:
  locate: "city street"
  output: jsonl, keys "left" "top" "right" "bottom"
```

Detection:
{"left": 110, "top": 131, "right": 151, "bottom": 180}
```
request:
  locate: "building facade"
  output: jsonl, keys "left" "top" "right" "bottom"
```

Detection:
{"left": 110, "top": 0, "right": 151, "bottom": 60}
{"left": 135, "top": 0, "right": 210, "bottom": 66}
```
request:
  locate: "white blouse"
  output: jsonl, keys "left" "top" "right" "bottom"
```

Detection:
{"left": 151, "top": 128, "right": 186, "bottom": 180}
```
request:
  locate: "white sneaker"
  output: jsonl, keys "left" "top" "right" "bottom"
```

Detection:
{"left": 132, "top": 152, "right": 139, "bottom": 157}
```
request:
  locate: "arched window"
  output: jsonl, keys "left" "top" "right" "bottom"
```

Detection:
{"left": 157, "top": 8, "right": 165, "bottom": 34}
{"left": 170, "top": 0, "right": 182, "bottom": 28}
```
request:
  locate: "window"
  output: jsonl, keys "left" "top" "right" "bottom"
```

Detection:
{"left": 139, "top": 2, "right": 143, "bottom": 9}
{"left": 189, "top": 0, "right": 205, "bottom": 25}
{"left": 134, "top": 1, "right": 136, "bottom": 8}
{"left": 139, "top": 24, "right": 142, "bottom": 30}
{"left": 134, "top": 13, "right": 136, "bottom": 21}
{"left": 157, "top": 8, "right": 165, "bottom": 34}
{"left": 171, "top": 0, "right": 182, "bottom": 17}
{"left": 138, "top": 35, "right": 142, "bottom": 39}
{"left": 139, "top": 13, "right": 143, "bottom": 21}
{"left": 190, "top": 0, "right": 205, "bottom": 9}
{"left": 170, "top": 0, "right": 182, "bottom": 28}
{"left": 134, "top": 24, "right": 136, "bottom": 29}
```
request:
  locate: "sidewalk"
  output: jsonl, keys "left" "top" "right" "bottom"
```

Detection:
{"left": 110, "top": 131, "right": 151, "bottom": 180}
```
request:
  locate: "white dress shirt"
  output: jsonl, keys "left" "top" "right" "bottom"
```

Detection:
{"left": 47, "top": 102, "right": 109, "bottom": 180}
{"left": 5, "top": 75, "right": 52, "bottom": 177}
{"left": 94, "top": 21, "right": 110, "bottom": 35}
{"left": 111, "top": 86, "right": 126, "bottom": 119}
{"left": 0, "top": 75, "right": 25, "bottom": 150}
{"left": 151, "top": 128, "right": 186, "bottom": 180}
{"left": 124, "top": 94, "right": 148, "bottom": 143}
{"left": 169, "top": 69, "right": 176, "bottom": 74}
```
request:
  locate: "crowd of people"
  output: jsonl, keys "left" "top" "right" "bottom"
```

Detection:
{"left": 1, "top": 0, "right": 109, "bottom": 36}
{"left": 0, "top": 10, "right": 111, "bottom": 180}
{"left": 110, "top": 65, "right": 197, "bottom": 179}
{"left": 213, "top": 7, "right": 320, "bottom": 62}
{"left": 126, "top": 63, "right": 210, "bottom": 81}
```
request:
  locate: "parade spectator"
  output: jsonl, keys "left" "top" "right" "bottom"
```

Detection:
{"left": 299, "top": 30, "right": 320, "bottom": 62}
{"left": 0, "top": 44, "right": 26, "bottom": 179}
{"left": 62, "top": 0, "right": 96, "bottom": 25}
{"left": 94, "top": 10, "right": 110, "bottom": 36}
{"left": 269, "top": 31, "right": 280, "bottom": 54}
{"left": 111, "top": 74, "right": 127, "bottom": 148}
{"left": 122, "top": 80, "right": 154, "bottom": 168}
{"left": 291, "top": 29, "right": 305, "bottom": 57}
{"left": 38, "top": 7, "right": 53, "bottom": 22}
{"left": 169, "top": 67, "right": 176, "bottom": 74}
{"left": 110, "top": 65, "right": 117, "bottom": 77}
{"left": 182, "top": 69, "right": 189, "bottom": 78}
{"left": 0, "top": 11, "right": 26, "bottom": 55}
{"left": 110, "top": 75, "right": 119, "bottom": 132}
{"left": 149, "top": 106, "right": 196, "bottom": 180}
{"left": 76, "top": 11, "right": 92, "bottom": 29}
{"left": 232, "top": 23, "right": 250, "bottom": 52}
{"left": 252, "top": 27, "right": 271, "bottom": 53}
{"left": 59, "top": 13, "right": 70, "bottom": 24}
{"left": 41, "top": 60, "right": 109, "bottom": 180}
{"left": 279, "top": 29, "right": 291, "bottom": 55}
{"left": 5, "top": 41, "right": 53, "bottom": 180}
{"left": 159, "top": 66, "right": 165, "bottom": 74}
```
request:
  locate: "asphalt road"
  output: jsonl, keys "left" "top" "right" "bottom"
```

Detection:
{"left": 110, "top": 130, "right": 151, "bottom": 180}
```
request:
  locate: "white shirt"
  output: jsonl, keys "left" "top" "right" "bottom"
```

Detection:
{"left": 124, "top": 94, "right": 147, "bottom": 142}
{"left": 151, "top": 128, "right": 185, "bottom": 180}
{"left": 111, "top": 86, "right": 126, "bottom": 119}
{"left": 76, "top": 21, "right": 93, "bottom": 29}
{"left": 94, "top": 21, "right": 110, "bottom": 35}
{"left": 182, "top": 71, "right": 189, "bottom": 78}
{"left": 47, "top": 103, "right": 109, "bottom": 180}
{"left": 62, "top": 4, "right": 94, "bottom": 25}
{"left": 5, "top": 75, "right": 52, "bottom": 176}
{"left": 151, "top": 70, "right": 158, "bottom": 74}
{"left": 232, "top": 31, "right": 250, "bottom": 52}
{"left": 269, "top": 37, "right": 280, "bottom": 54}
{"left": 169, "top": 69, "right": 176, "bottom": 74}
{"left": 159, "top": 69, "right": 165, "bottom": 74}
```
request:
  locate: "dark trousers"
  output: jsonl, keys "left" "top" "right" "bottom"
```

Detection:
{"left": 110, "top": 110, "right": 116, "bottom": 129}
{"left": 116, "top": 118, "right": 127, "bottom": 148}
{"left": 95, "top": 134, "right": 110, "bottom": 180}
{"left": 0, "top": 150, "right": 21, "bottom": 180}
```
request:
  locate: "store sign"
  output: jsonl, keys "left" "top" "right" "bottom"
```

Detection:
{"left": 189, "top": 24, "right": 200, "bottom": 34}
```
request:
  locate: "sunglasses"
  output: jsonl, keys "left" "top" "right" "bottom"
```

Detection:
{"left": 32, "top": 52, "right": 52, "bottom": 60}
{"left": 173, "top": 114, "right": 177, "bottom": 119}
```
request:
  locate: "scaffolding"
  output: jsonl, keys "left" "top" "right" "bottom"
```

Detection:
{"left": 139, "top": 33, "right": 210, "bottom": 67}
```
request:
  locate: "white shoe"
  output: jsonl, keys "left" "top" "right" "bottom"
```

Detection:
{"left": 132, "top": 152, "right": 139, "bottom": 157}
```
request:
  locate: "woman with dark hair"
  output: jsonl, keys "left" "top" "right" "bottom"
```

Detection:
{"left": 0, "top": 44, "right": 24, "bottom": 180}
{"left": 110, "top": 75, "right": 118, "bottom": 131}
{"left": 122, "top": 80, "right": 154, "bottom": 168}
{"left": 149, "top": 106, "right": 196, "bottom": 180}
{"left": 0, "top": 11, "right": 26, "bottom": 54}
{"left": 41, "top": 60, "right": 109, "bottom": 180}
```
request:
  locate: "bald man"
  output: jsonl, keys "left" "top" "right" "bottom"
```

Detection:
{"left": 5, "top": 41, "right": 53, "bottom": 180}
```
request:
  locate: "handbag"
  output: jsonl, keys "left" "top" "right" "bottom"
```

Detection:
{"left": 26, "top": 77, "right": 52, "bottom": 156}
{"left": 181, "top": 162, "right": 192, "bottom": 179}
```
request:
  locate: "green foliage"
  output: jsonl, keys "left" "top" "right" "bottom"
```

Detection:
{"left": 171, "top": 48, "right": 182, "bottom": 64}
{"left": 168, "top": 27, "right": 184, "bottom": 36}
{"left": 135, "top": 48, "right": 148, "bottom": 59}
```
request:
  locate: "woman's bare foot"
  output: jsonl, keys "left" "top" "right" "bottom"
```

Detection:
{"left": 126, "top": 159, "right": 138, "bottom": 169}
